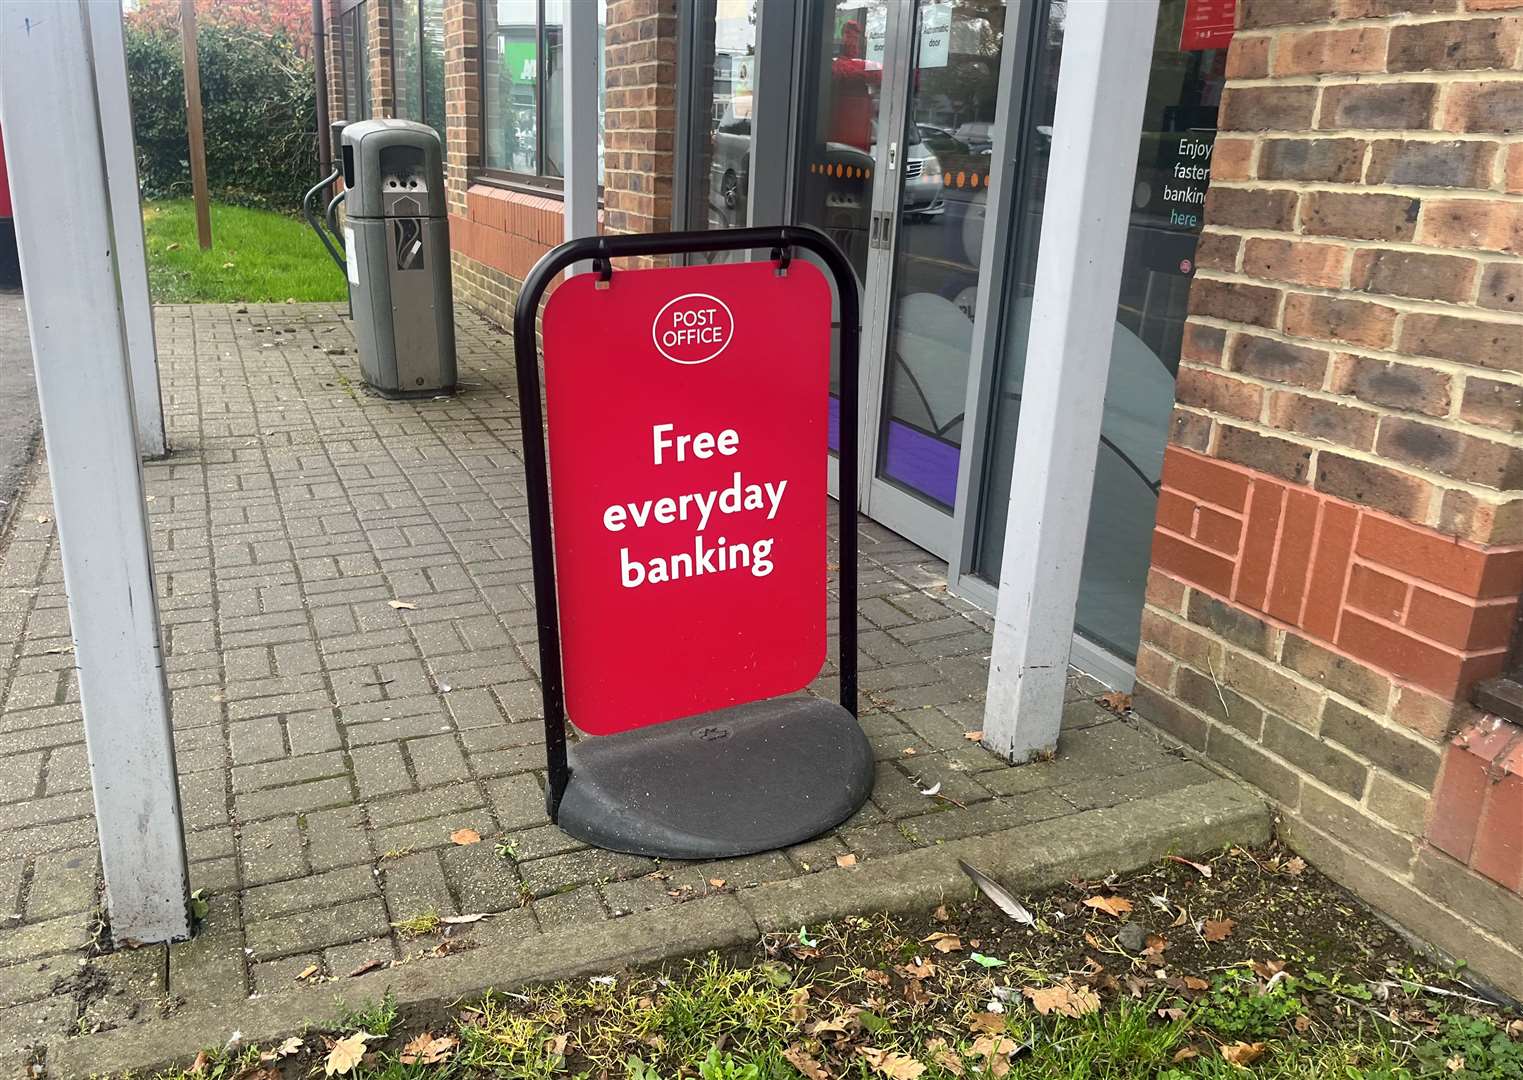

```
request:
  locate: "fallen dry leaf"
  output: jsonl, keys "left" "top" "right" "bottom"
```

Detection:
{"left": 324, "top": 1030, "right": 374, "bottom": 1076}
{"left": 836, "top": 853, "right": 858, "bottom": 869}
{"left": 1183, "top": 976, "right": 1210, "bottom": 992}
{"left": 1282, "top": 856, "right": 1307, "bottom": 876}
{"left": 970, "top": 1035, "right": 1018, "bottom": 1078}
{"left": 926, "top": 1038, "right": 964, "bottom": 1076}
{"left": 296, "top": 964, "right": 319, "bottom": 981}
{"left": 347, "top": 959, "right": 385, "bottom": 977}
{"left": 968, "top": 1012, "right": 1006, "bottom": 1034}
{"left": 543, "top": 1034, "right": 568, "bottom": 1060}
{"left": 898, "top": 958, "right": 936, "bottom": 979}
{"left": 963, "top": 731, "right": 983, "bottom": 741}
{"left": 1173, "top": 1047, "right": 1199, "bottom": 1063}
{"left": 1023, "top": 982, "right": 1100, "bottom": 1019}
{"left": 1167, "top": 855, "right": 1212, "bottom": 877}
{"left": 1097, "top": 690, "right": 1132, "bottom": 713}
{"left": 1221, "top": 1042, "right": 1266, "bottom": 1067}
{"left": 859, "top": 1048, "right": 926, "bottom": 1080}
{"left": 1508, "top": 1019, "right": 1523, "bottom": 1038}
{"left": 189, "top": 1050, "right": 210, "bottom": 1075}
{"left": 450, "top": 828, "right": 481, "bottom": 846}
{"left": 784, "top": 1045, "right": 831, "bottom": 1080}
{"left": 1083, "top": 895, "right": 1134, "bottom": 919}
{"left": 442, "top": 912, "right": 489, "bottom": 924}
{"left": 933, "top": 904, "right": 951, "bottom": 922}
{"left": 1203, "top": 918, "right": 1236, "bottom": 942}
{"left": 1250, "top": 958, "right": 1285, "bottom": 980}
{"left": 259, "top": 1036, "right": 304, "bottom": 1063}
{"left": 923, "top": 931, "right": 963, "bottom": 953}
{"left": 388, "top": 599, "right": 417, "bottom": 610}
{"left": 708, "top": 877, "right": 727, "bottom": 888}
{"left": 400, "top": 1032, "right": 458, "bottom": 1065}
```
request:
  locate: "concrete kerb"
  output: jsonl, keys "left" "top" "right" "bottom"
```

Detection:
{"left": 49, "top": 779, "right": 1268, "bottom": 1078}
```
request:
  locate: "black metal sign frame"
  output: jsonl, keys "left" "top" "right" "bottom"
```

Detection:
{"left": 511, "top": 225, "right": 860, "bottom": 819}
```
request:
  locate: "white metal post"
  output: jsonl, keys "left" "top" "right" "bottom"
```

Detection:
{"left": 981, "top": 0, "right": 1159, "bottom": 762}
{"left": 88, "top": 0, "right": 169, "bottom": 459}
{"left": 562, "top": 0, "right": 599, "bottom": 274}
{"left": 1, "top": 0, "right": 191, "bottom": 942}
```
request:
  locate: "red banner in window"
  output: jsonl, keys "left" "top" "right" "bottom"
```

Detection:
{"left": 1180, "top": 0, "right": 1236, "bottom": 51}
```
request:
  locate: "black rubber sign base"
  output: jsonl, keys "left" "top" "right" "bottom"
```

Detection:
{"left": 513, "top": 226, "right": 867, "bottom": 862}
{"left": 556, "top": 697, "right": 874, "bottom": 859}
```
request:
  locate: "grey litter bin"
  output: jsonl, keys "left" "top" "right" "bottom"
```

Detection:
{"left": 341, "top": 119, "right": 457, "bottom": 398}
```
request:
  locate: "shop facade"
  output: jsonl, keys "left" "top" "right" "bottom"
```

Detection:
{"left": 325, "top": 0, "right": 1523, "bottom": 997}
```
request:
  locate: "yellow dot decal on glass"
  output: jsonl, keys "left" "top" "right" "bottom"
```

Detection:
{"left": 956, "top": 171, "right": 966, "bottom": 188}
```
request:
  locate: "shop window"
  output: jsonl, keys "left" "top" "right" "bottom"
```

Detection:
{"left": 680, "top": 0, "right": 758, "bottom": 259}
{"left": 479, "top": 0, "right": 606, "bottom": 191}
{"left": 973, "top": 0, "right": 1228, "bottom": 663}
{"left": 337, "top": 0, "right": 371, "bottom": 122}
{"left": 390, "top": 0, "right": 446, "bottom": 141}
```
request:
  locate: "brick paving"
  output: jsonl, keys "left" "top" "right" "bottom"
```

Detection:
{"left": 0, "top": 303, "right": 1228, "bottom": 1054}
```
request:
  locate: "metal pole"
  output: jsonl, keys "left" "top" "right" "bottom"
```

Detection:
{"left": 561, "top": 0, "right": 598, "bottom": 276}
{"left": 180, "top": 0, "right": 212, "bottom": 250}
{"left": 0, "top": 0, "right": 191, "bottom": 944}
{"left": 87, "top": 1, "right": 169, "bottom": 460}
{"left": 981, "top": 0, "right": 1160, "bottom": 762}
{"left": 314, "top": 0, "right": 332, "bottom": 179}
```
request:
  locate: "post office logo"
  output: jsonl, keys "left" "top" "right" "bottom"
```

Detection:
{"left": 652, "top": 292, "right": 734, "bottom": 365}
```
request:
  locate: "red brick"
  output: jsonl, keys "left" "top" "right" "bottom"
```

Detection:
{"left": 1376, "top": 416, "right": 1523, "bottom": 490}
{"left": 1302, "top": 501, "right": 1360, "bottom": 641}
{"left": 1388, "top": 17, "right": 1523, "bottom": 71}
{"left": 1479, "top": 263, "right": 1523, "bottom": 314}
{"left": 1259, "top": 138, "right": 1364, "bottom": 183}
{"left": 1205, "top": 188, "right": 1299, "bottom": 231}
{"left": 1330, "top": 354, "right": 1451, "bottom": 418}
{"left": 1441, "top": 82, "right": 1523, "bottom": 133}
{"left": 1242, "top": 238, "right": 1347, "bottom": 289}
{"left": 1217, "top": 425, "right": 1314, "bottom": 484}
{"left": 1156, "top": 490, "right": 1196, "bottom": 535}
{"left": 1151, "top": 530, "right": 1237, "bottom": 596}
{"left": 1211, "top": 138, "right": 1256, "bottom": 182}
{"left": 1171, "top": 408, "right": 1214, "bottom": 453}
{"left": 1195, "top": 232, "right": 1241, "bottom": 273}
{"left": 1349, "top": 249, "right": 1478, "bottom": 304}
{"left": 1400, "top": 312, "right": 1523, "bottom": 374}
{"left": 1177, "top": 367, "right": 1263, "bottom": 422}
{"left": 1470, "top": 770, "right": 1523, "bottom": 891}
{"left": 1337, "top": 610, "right": 1502, "bottom": 696}
{"left": 1267, "top": 488, "right": 1321, "bottom": 623}
{"left": 1239, "top": 0, "right": 1339, "bottom": 26}
{"left": 1194, "top": 505, "right": 1244, "bottom": 556}
{"left": 1266, "top": 390, "right": 1379, "bottom": 451}
{"left": 1356, "top": 514, "right": 1494, "bottom": 596}
{"left": 1283, "top": 293, "right": 1398, "bottom": 350}
{"left": 1347, "top": 563, "right": 1411, "bottom": 621}
{"left": 1229, "top": 334, "right": 1329, "bottom": 389}
{"left": 1235, "top": 478, "right": 1286, "bottom": 611}
{"left": 1275, "top": 26, "right": 1388, "bottom": 74}
{"left": 1426, "top": 729, "right": 1514, "bottom": 862}
{"left": 1301, "top": 191, "right": 1420, "bottom": 243}
{"left": 1221, "top": 85, "right": 1319, "bottom": 131}
{"left": 1190, "top": 278, "right": 1283, "bottom": 329}
{"left": 1226, "top": 34, "right": 1272, "bottom": 78}
{"left": 1418, "top": 199, "right": 1523, "bottom": 256}
{"left": 1182, "top": 322, "right": 1227, "bottom": 366}
{"left": 1161, "top": 446, "right": 1251, "bottom": 511}
{"left": 1508, "top": 143, "right": 1523, "bottom": 193}
{"left": 1365, "top": 139, "right": 1496, "bottom": 189}
{"left": 1459, "top": 376, "right": 1523, "bottom": 433}
{"left": 1146, "top": 568, "right": 1189, "bottom": 615}
{"left": 1318, "top": 82, "right": 1438, "bottom": 129}
{"left": 1439, "top": 491, "right": 1523, "bottom": 547}
{"left": 1406, "top": 589, "right": 1518, "bottom": 651}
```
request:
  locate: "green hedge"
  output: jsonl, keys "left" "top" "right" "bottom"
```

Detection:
{"left": 126, "top": 23, "right": 320, "bottom": 211}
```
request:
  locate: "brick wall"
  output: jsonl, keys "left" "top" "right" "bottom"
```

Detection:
{"left": 369, "top": 0, "right": 395, "bottom": 118}
{"left": 445, "top": 0, "right": 679, "bottom": 323}
{"left": 1137, "top": 0, "right": 1523, "bottom": 998}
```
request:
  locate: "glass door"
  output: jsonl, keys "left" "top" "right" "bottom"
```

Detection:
{"left": 862, "top": 0, "right": 1007, "bottom": 557}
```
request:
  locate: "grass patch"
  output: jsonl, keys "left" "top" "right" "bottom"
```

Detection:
{"left": 141, "top": 200, "right": 347, "bottom": 304}
{"left": 139, "top": 847, "right": 1521, "bottom": 1079}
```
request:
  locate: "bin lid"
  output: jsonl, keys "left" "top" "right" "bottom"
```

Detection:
{"left": 342, "top": 119, "right": 446, "bottom": 218}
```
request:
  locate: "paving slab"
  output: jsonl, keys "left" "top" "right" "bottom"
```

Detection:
{"left": 0, "top": 303, "right": 1268, "bottom": 1074}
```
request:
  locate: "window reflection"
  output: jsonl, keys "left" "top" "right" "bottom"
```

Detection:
{"left": 974, "top": 0, "right": 1226, "bottom": 663}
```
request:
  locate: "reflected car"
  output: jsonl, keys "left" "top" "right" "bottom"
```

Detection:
{"left": 901, "top": 126, "right": 944, "bottom": 218}
{"left": 916, "top": 123, "right": 967, "bottom": 158}
{"left": 710, "top": 110, "right": 751, "bottom": 212}
{"left": 953, "top": 121, "right": 994, "bottom": 155}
